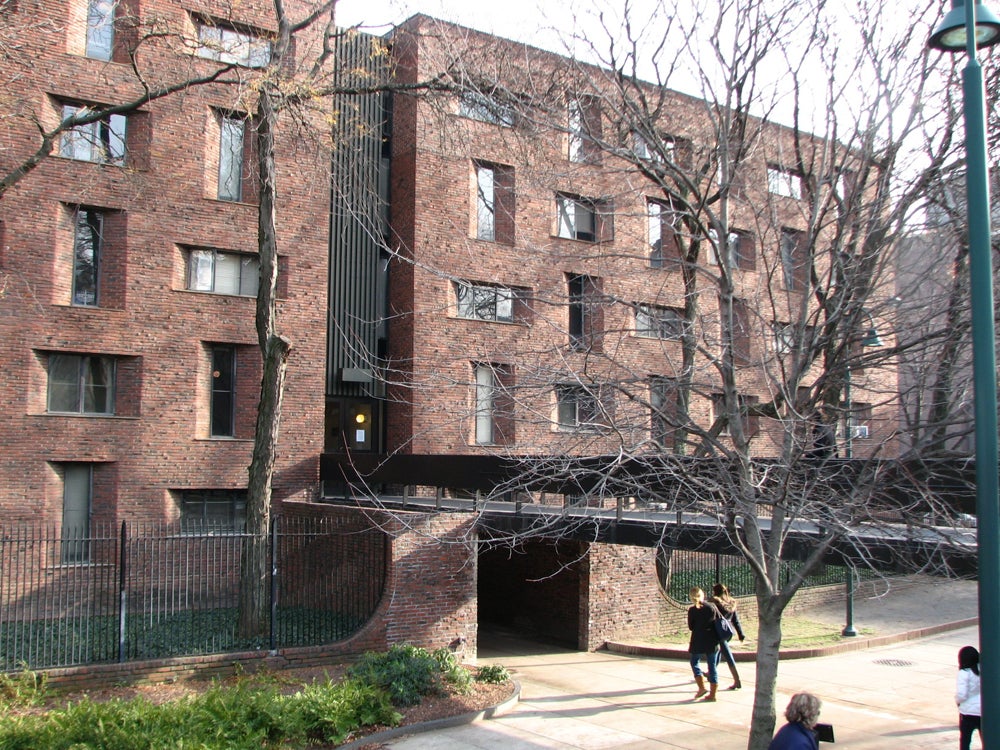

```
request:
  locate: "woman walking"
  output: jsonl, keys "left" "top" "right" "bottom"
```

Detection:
{"left": 687, "top": 586, "right": 721, "bottom": 701}
{"left": 711, "top": 582, "right": 746, "bottom": 690}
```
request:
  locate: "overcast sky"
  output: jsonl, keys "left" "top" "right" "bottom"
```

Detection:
{"left": 335, "top": 0, "right": 560, "bottom": 44}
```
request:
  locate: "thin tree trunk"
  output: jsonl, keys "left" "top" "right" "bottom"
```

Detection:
{"left": 237, "top": 79, "right": 291, "bottom": 638}
{"left": 748, "top": 599, "right": 782, "bottom": 750}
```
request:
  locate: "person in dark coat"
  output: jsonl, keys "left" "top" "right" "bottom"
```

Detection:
{"left": 687, "top": 586, "right": 721, "bottom": 701}
{"left": 711, "top": 582, "right": 746, "bottom": 690}
{"left": 768, "top": 692, "right": 822, "bottom": 750}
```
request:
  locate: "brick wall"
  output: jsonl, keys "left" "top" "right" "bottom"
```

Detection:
{"left": 0, "top": 0, "right": 327, "bottom": 523}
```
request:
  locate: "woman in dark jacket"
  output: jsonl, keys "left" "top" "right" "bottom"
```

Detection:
{"left": 711, "top": 582, "right": 746, "bottom": 690}
{"left": 768, "top": 693, "right": 822, "bottom": 750}
{"left": 687, "top": 586, "right": 721, "bottom": 701}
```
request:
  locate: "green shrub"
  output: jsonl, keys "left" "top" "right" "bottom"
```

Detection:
{"left": 284, "top": 678, "right": 401, "bottom": 744}
{"left": 476, "top": 664, "right": 511, "bottom": 684}
{"left": 347, "top": 643, "right": 470, "bottom": 706}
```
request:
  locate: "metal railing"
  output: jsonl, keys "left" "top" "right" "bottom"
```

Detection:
{"left": 659, "top": 547, "right": 879, "bottom": 602}
{"left": 0, "top": 517, "right": 387, "bottom": 671}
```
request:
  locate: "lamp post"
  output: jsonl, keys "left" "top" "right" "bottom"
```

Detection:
{"left": 841, "top": 318, "right": 882, "bottom": 638}
{"left": 929, "top": 1, "right": 1000, "bottom": 745}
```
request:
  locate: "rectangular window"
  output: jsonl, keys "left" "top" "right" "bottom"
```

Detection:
{"left": 648, "top": 199, "right": 681, "bottom": 267}
{"left": 59, "top": 105, "right": 126, "bottom": 165}
{"left": 773, "top": 322, "right": 795, "bottom": 355}
{"left": 710, "top": 228, "right": 755, "bottom": 271}
{"left": 635, "top": 303, "right": 685, "bottom": 340}
{"left": 196, "top": 19, "right": 271, "bottom": 68}
{"left": 188, "top": 248, "right": 259, "bottom": 296}
{"left": 650, "top": 377, "right": 678, "bottom": 449}
{"left": 210, "top": 345, "right": 236, "bottom": 438}
{"left": 459, "top": 91, "right": 514, "bottom": 126}
{"left": 556, "top": 384, "right": 605, "bottom": 430}
{"left": 48, "top": 353, "right": 115, "bottom": 414}
{"left": 218, "top": 115, "right": 245, "bottom": 201}
{"left": 780, "top": 227, "right": 808, "bottom": 291}
{"left": 474, "top": 161, "right": 515, "bottom": 243}
{"left": 474, "top": 364, "right": 496, "bottom": 445}
{"left": 568, "top": 97, "right": 602, "bottom": 164}
{"left": 568, "top": 274, "right": 602, "bottom": 351}
{"left": 179, "top": 489, "right": 247, "bottom": 532}
{"left": 72, "top": 208, "right": 102, "bottom": 306}
{"left": 61, "top": 464, "right": 92, "bottom": 564}
{"left": 634, "top": 132, "right": 689, "bottom": 167}
{"left": 473, "top": 363, "right": 514, "bottom": 446}
{"left": 556, "top": 194, "right": 611, "bottom": 242}
{"left": 768, "top": 165, "right": 803, "bottom": 199}
{"left": 85, "top": 0, "right": 115, "bottom": 60}
{"left": 455, "top": 281, "right": 525, "bottom": 323}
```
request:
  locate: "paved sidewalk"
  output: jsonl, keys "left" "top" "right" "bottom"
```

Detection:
{"left": 383, "top": 577, "right": 981, "bottom": 750}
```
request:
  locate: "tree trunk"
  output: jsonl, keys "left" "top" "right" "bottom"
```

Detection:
{"left": 237, "top": 77, "right": 290, "bottom": 638}
{"left": 747, "top": 599, "right": 782, "bottom": 750}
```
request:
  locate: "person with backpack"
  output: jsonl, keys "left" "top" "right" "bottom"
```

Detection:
{"left": 711, "top": 582, "right": 746, "bottom": 690}
{"left": 687, "top": 586, "right": 721, "bottom": 701}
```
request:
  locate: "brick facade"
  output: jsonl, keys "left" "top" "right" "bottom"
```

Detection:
{"left": 0, "top": 0, "right": 328, "bottom": 526}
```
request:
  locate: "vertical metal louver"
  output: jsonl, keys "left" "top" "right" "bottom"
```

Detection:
{"left": 327, "top": 31, "right": 391, "bottom": 398}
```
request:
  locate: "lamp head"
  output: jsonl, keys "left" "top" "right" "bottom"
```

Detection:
{"left": 861, "top": 327, "right": 884, "bottom": 347}
{"left": 929, "top": 0, "right": 1000, "bottom": 51}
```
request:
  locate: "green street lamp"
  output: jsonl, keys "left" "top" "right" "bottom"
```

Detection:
{"left": 929, "top": 1, "right": 1000, "bottom": 745}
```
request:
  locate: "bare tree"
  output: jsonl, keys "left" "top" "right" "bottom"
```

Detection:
{"left": 346, "top": 3, "right": 979, "bottom": 747}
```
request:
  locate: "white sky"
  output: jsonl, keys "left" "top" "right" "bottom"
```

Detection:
{"left": 332, "top": 0, "right": 946, "bottom": 140}
{"left": 335, "top": 0, "right": 559, "bottom": 45}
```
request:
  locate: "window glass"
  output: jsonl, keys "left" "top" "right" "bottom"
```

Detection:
{"left": 179, "top": 489, "right": 247, "bottom": 532}
{"left": 210, "top": 346, "right": 236, "bottom": 437}
{"left": 218, "top": 116, "right": 244, "bottom": 201}
{"left": 82, "top": 355, "right": 114, "bottom": 413}
{"left": 196, "top": 21, "right": 271, "bottom": 68}
{"left": 767, "top": 166, "right": 802, "bottom": 199}
{"left": 61, "top": 464, "right": 92, "bottom": 563}
{"left": 455, "top": 282, "right": 517, "bottom": 322}
{"left": 476, "top": 164, "right": 495, "bottom": 241}
{"left": 557, "top": 195, "right": 600, "bottom": 242}
{"left": 458, "top": 91, "right": 514, "bottom": 126}
{"left": 85, "top": 0, "right": 115, "bottom": 60}
{"left": 60, "top": 106, "right": 126, "bottom": 165}
{"left": 187, "top": 249, "right": 259, "bottom": 296}
{"left": 48, "top": 354, "right": 115, "bottom": 414}
{"left": 72, "top": 208, "right": 101, "bottom": 306}
{"left": 474, "top": 364, "right": 495, "bottom": 444}
{"left": 636, "top": 304, "right": 684, "bottom": 339}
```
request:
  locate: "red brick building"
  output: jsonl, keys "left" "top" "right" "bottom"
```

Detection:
{"left": 0, "top": 0, "right": 332, "bottom": 532}
{"left": 0, "top": 2, "right": 896, "bottom": 660}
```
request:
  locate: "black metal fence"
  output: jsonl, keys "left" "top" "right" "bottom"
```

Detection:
{"left": 660, "top": 547, "right": 878, "bottom": 602}
{"left": 0, "top": 517, "right": 387, "bottom": 671}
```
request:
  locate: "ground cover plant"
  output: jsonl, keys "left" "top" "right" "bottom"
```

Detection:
{"left": 0, "top": 645, "right": 511, "bottom": 750}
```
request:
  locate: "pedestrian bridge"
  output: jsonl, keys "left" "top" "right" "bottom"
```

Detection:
{"left": 320, "top": 453, "right": 978, "bottom": 574}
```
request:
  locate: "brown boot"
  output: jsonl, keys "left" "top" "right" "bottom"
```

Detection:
{"left": 727, "top": 662, "right": 742, "bottom": 690}
{"left": 702, "top": 682, "right": 718, "bottom": 702}
{"left": 694, "top": 675, "right": 707, "bottom": 699}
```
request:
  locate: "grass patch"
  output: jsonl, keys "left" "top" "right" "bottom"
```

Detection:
{"left": 650, "top": 615, "right": 875, "bottom": 650}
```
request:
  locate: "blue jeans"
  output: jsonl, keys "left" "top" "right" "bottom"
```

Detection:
{"left": 689, "top": 648, "right": 719, "bottom": 684}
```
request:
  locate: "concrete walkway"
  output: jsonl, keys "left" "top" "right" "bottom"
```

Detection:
{"left": 385, "top": 577, "right": 981, "bottom": 749}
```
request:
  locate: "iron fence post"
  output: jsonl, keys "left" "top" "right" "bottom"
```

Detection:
{"left": 118, "top": 520, "right": 127, "bottom": 663}
{"left": 270, "top": 517, "right": 278, "bottom": 652}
